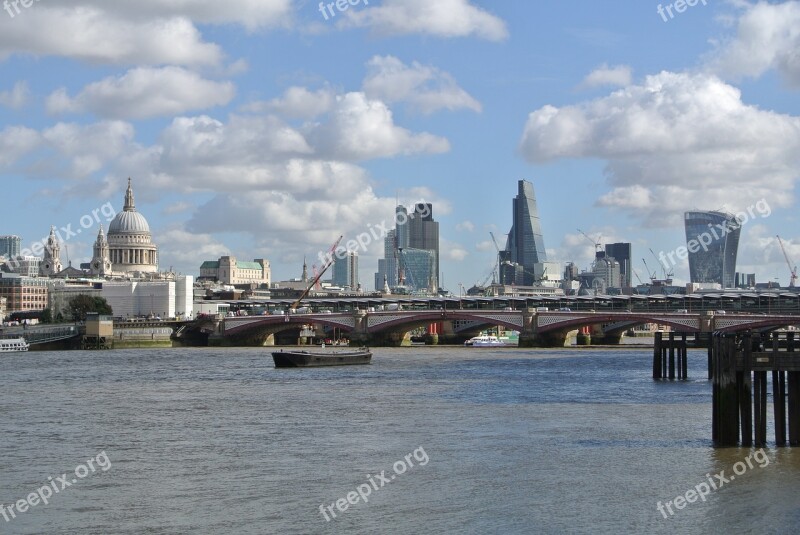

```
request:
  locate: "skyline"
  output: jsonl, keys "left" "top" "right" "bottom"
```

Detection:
{"left": 1, "top": 1, "right": 799, "bottom": 289}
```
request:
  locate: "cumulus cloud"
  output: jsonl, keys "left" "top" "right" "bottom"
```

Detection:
{"left": 0, "top": 1, "right": 290, "bottom": 65}
{"left": 0, "top": 126, "right": 40, "bottom": 165}
{"left": 578, "top": 64, "right": 632, "bottom": 89}
{"left": 0, "top": 8, "right": 224, "bottom": 66}
{"left": 154, "top": 228, "right": 232, "bottom": 272}
{"left": 456, "top": 220, "right": 475, "bottom": 232}
{"left": 0, "top": 81, "right": 29, "bottom": 109}
{"left": 707, "top": 0, "right": 800, "bottom": 88}
{"left": 253, "top": 86, "right": 336, "bottom": 119}
{"left": 443, "top": 242, "right": 469, "bottom": 262}
{"left": 519, "top": 71, "right": 800, "bottom": 226}
{"left": 363, "top": 55, "right": 481, "bottom": 114}
{"left": 307, "top": 92, "right": 450, "bottom": 160}
{"left": 47, "top": 67, "right": 235, "bottom": 119}
{"left": 342, "top": 0, "right": 508, "bottom": 41}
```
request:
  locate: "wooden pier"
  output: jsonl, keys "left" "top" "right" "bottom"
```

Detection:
{"left": 652, "top": 331, "right": 689, "bottom": 380}
{"left": 712, "top": 331, "right": 800, "bottom": 447}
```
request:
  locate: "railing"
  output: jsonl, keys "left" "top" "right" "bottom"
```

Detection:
{"left": 0, "top": 326, "right": 80, "bottom": 345}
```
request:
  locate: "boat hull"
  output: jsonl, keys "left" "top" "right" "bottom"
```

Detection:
{"left": 0, "top": 338, "right": 30, "bottom": 352}
{"left": 272, "top": 349, "right": 372, "bottom": 368}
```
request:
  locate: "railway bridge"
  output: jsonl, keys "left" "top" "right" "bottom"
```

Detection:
{"left": 215, "top": 309, "right": 800, "bottom": 347}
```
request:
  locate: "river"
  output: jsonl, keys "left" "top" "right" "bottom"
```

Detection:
{"left": 1, "top": 347, "right": 798, "bottom": 534}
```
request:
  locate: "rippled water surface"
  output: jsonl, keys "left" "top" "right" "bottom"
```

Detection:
{"left": 2, "top": 347, "right": 799, "bottom": 534}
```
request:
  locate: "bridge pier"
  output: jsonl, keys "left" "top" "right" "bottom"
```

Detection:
{"left": 713, "top": 331, "right": 800, "bottom": 447}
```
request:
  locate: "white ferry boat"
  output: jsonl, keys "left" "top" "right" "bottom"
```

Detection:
{"left": 464, "top": 334, "right": 506, "bottom": 347}
{"left": 0, "top": 337, "right": 30, "bottom": 352}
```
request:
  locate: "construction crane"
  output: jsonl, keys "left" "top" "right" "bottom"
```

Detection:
{"left": 642, "top": 258, "right": 657, "bottom": 281}
{"left": 777, "top": 235, "right": 797, "bottom": 288}
{"left": 488, "top": 231, "right": 504, "bottom": 285}
{"left": 649, "top": 247, "right": 674, "bottom": 279}
{"left": 577, "top": 229, "right": 602, "bottom": 253}
{"left": 632, "top": 268, "right": 645, "bottom": 285}
{"left": 291, "top": 236, "right": 342, "bottom": 309}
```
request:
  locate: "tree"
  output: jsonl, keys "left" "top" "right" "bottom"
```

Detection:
{"left": 69, "top": 295, "right": 113, "bottom": 321}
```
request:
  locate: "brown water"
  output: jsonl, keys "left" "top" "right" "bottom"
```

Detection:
{"left": 1, "top": 347, "right": 799, "bottom": 534}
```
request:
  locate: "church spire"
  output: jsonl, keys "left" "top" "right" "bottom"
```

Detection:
{"left": 124, "top": 177, "right": 135, "bottom": 211}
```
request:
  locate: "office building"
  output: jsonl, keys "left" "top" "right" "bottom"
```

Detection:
{"left": 332, "top": 251, "right": 358, "bottom": 290}
{"left": 399, "top": 248, "right": 436, "bottom": 292}
{"left": 605, "top": 242, "right": 632, "bottom": 288}
{"left": 506, "top": 180, "right": 548, "bottom": 285}
{"left": 375, "top": 204, "right": 440, "bottom": 293}
{"left": 407, "top": 203, "right": 439, "bottom": 290}
{"left": 0, "top": 235, "right": 21, "bottom": 259}
{"left": 0, "top": 273, "right": 48, "bottom": 314}
{"left": 684, "top": 211, "right": 741, "bottom": 288}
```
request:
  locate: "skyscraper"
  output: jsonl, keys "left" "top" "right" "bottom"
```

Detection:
{"left": 684, "top": 211, "right": 741, "bottom": 288}
{"left": 605, "top": 242, "right": 632, "bottom": 288}
{"left": 374, "top": 203, "right": 440, "bottom": 293}
{"left": 332, "top": 251, "right": 358, "bottom": 290}
{"left": 0, "top": 235, "right": 21, "bottom": 259}
{"left": 407, "top": 203, "right": 439, "bottom": 290}
{"left": 506, "top": 180, "right": 547, "bottom": 285}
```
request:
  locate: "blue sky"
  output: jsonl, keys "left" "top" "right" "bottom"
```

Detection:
{"left": 1, "top": 0, "right": 799, "bottom": 289}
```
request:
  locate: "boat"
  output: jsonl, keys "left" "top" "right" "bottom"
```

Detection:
{"left": 464, "top": 334, "right": 507, "bottom": 347}
{"left": 272, "top": 347, "right": 372, "bottom": 368}
{"left": 0, "top": 337, "right": 30, "bottom": 352}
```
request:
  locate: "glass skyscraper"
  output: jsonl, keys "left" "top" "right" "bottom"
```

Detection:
{"left": 684, "top": 211, "right": 741, "bottom": 288}
{"left": 375, "top": 204, "right": 440, "bottom": 293}
{"left": 507, "top": 180, "right": 547, "bottom": 285}
{"left": 0, "top": 235, "right": 21, "bottom": 259}
{"left": 332, "top": 251, "right": 358, "bottom": 290}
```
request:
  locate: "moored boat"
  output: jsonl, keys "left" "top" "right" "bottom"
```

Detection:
{"left": 272, "top": 347, "right": 372, "bottom": 368}
{"left": 0, "top": 337, "right": 30, "bottom": 352}
{"left": 464, "top": 334, "right": 506, "bottom": 347}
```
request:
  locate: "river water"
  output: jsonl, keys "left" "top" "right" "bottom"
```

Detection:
{"left": 1, "top": 347, "right": 799, "bottom": 534}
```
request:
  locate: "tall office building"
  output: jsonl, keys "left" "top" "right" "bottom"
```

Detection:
{"left": 605, "top": 242, "right": 632, "bottom": 288}
{"left": 374, "top": 203, "right": 440, "bottom": 293}
{"left": 684, "top": 211, "right": 741, "bottom": 288}
{"left": 332, "top": 251, "right": 358, "bottom": 290}
{"left": 0, "top": 235, "right": 21, "bottom": 259}
{"left": 506, "top": 180, "right": 548, "bottom": 285}
{"left": 407, "top": 203, "right": 439, "bottom": 291}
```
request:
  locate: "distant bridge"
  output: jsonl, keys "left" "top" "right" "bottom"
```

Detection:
{"left": 216, "top": 309, "right": 800, "bottom": 347}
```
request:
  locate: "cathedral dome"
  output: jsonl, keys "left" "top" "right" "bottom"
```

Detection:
{"left": 107, "top": 178, "right": 151, "bottom": 236}
{"left": 99, "top": 178, "right": 159, "bottom": 274}
{"left": 108, "top": 210, "right": 150, "bottom": 234}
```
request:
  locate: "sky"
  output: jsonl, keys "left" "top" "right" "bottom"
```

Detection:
{"left": 0, "top": 0, "right": 799, "bottom": 290}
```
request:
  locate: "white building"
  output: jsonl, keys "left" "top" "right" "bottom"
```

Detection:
{"left": 99, "top": 276, "right": 194, "bottom": 319}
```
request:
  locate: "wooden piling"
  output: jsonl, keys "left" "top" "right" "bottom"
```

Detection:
{"left": 739, "top": 333, "right": 752, "bottom": 447}
{"left": 680, "top": 333, "right": 688, "bottom": 380}
{"left": 653, "top": 331, "right": 662, "bottom": 379}
{"left": 669, "top": 332, "right": 676, "bottom": 380}
{"left": 789, "top": 371, "right": 800, "bottom": 446}
{"left": 713, "top": 334, "right": 740, "bottom": 446}
{"left": 708, "top": 334, "right": 714, "bottom": 380}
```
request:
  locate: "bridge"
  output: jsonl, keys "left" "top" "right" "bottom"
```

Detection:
{"left": 0, "top": 325, "right": 81, "bottom": 347}
{"left": 214, "top": 308, "right": 800, "bottom": 347}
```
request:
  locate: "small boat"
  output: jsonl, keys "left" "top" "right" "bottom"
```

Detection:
{"left": 0, "top": 337, "right": 30, "bottom": 352}
{"left": 272, "top": 347, "right": 372, "bottom": 368}
{"left": 464, "top": 334, "right": 507, "bottom": 347}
